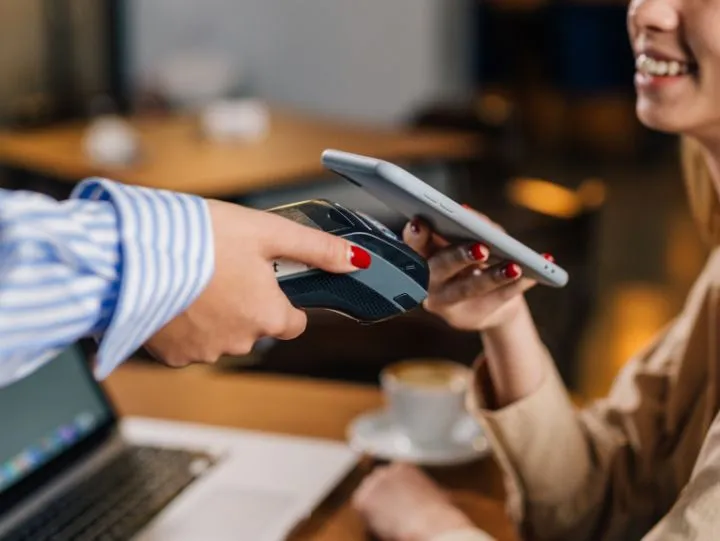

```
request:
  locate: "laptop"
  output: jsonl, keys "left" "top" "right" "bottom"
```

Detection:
{"left": 0, "top": 341, "right": 359, "bottom": 541}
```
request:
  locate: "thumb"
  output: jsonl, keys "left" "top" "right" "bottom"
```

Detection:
{"left": 264, "top": 217, "right": 372, "bottom": 273}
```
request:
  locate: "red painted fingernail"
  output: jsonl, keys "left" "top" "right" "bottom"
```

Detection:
{"left": 461, "top": 203, "right": 472, "bottom": 209}
{"left": 468, "top": 243, "right": 489, "bottom": 261}
{"left": 542, "top": 253, "right": 555, "bottom": 262}
{"left": 503, "top": 263, "right": 521, "bottom": 279}
{"left": 350, "top": 246, "right": 372, "bottom": 269}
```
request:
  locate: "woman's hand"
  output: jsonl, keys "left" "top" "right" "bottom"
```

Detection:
{"left": 403, "top": 212, "right": 546, "bottom": 332}
{"left": 145, "top": 200, "right": 370, "bottom": 366}
{"left": 353, "top": 463, "right": 478, "bottom": 541}
{"left": 403, "top": 208, "right": 551, "bottom": 407}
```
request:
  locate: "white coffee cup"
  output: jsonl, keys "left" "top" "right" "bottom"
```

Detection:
{"left": 380, "top": 359, "right": 470, "bottom": 448}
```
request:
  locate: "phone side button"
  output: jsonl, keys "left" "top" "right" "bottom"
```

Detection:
{"left": 422, "top": 192, "right": 454, "bottom": 214}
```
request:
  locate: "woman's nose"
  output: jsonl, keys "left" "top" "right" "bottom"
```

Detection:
{"left": 629, "top": 0, "right": 680, "bottom": 33}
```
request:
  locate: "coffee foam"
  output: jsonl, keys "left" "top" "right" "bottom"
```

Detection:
{"left": 384, "top": 360, "right": 468, "bottom": 389}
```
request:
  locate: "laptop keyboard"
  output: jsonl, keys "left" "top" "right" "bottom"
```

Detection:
{"left": 2, "top": 445, "right": 216, "bottom": 541}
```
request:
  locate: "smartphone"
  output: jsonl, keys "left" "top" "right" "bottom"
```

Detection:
{"left": 321, "top": 149, "right": 568, "bottom": 288}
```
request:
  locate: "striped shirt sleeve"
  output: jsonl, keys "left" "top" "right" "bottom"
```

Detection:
{"left": 0, "top": 179, "right": 215, "bottom": 387}
{"left": 0, "top": 188, "right": 121, "bottom": 385}
{"left": 72, "top": 179, "right": 215, "bottom": 379}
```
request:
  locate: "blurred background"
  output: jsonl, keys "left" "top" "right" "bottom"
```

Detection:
{"left": 0, "top": 0, "right": 708, "bottom": 399}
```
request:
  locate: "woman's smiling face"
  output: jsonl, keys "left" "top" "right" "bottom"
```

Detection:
{"left": 629, "top": 0, "right": 720, "bottom": 141}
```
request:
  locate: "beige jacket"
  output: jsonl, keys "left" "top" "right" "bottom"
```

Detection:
{"left": 435, "top": 247, "right": 720, "bottom": 541}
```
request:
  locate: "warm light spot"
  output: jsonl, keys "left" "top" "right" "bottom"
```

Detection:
{"left": 578, "top": 284, "right": 673, "bottom": 398}
{"left": 506, "top": 177, "right": 582, "bottom": 219}
{"left": 666, "top": 211, "right": 707, "bottom": 287}
{"left": 577, "top": 178, "right": 607, "bottom": 208}
{"left": 608, "top": 285, "right": 672, "bottom": 373}
{"left": 475, "top": 93, "right": 514, "bottom": 125}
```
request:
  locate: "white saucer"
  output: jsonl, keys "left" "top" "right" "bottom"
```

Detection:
{"left": 347, "top": 409, "right": 491, "bottom": 466}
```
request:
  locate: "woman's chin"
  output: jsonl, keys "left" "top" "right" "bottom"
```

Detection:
{"left": 636, "top": 102, "right": 686, "bottom": 134}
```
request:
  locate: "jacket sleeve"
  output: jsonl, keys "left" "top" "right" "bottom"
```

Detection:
{"left": 642, "top": 372, "right": 720, "bottom": 539}
{"left": 467, "top": 261, "right": 714, "bottom": 540}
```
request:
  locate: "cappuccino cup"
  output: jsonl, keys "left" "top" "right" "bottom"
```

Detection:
{"left": 380, "top": 359, "right": 470, "bottom": 448}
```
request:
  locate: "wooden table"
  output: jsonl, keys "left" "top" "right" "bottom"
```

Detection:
{"left": 0, "top": 108, "right": 481, "bottom": 198}
{"left": 104, "top": 363, "right": 517, "bottom": 541}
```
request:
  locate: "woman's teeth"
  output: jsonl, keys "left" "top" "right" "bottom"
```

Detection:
{"left": 636, "top": 54, "right": 692, "bottom": 77}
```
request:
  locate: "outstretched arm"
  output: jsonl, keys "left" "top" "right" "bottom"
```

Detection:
{"left": 0, "top": 179, "right": 214, "bottom": 386}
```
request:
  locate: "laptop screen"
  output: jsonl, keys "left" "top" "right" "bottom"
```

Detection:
{"left": 0, "top": 343, "right": 113, "bottom": 504}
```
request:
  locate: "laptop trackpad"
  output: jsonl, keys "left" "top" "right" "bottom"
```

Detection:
{"left": 134, "top": 486, "right": 302, "bottom": 541}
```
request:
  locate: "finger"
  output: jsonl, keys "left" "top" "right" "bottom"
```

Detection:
{"left": 263, "top": 214, "right": 371, "bottom": 273}
{"left": 470, "top": 277, "right": 536, "bottom": 315}
{"left": 402, "top": 218, "right": 432, "bottom": 256}
{"left": 275, "top": 305, "right": 308, "bottom": 340}
{"left": 428, "top": 242, "right": 490, "bottom": 285}
{"left": 427, "top": 276, "right": 535, "bottom": 321}
{"left": 243, "top": 267, "right": 310, "bottom": 341}
{"left": 265, "top": 284, "right": 309, "bottom": 340}
{"left": 352, "top": 466, "right": 389, "bottom": 507}
{"left": 403, "top": 217, "right": 450, "bottom": 258}
{"left": 429, "top": 261, "right": 526, "bottom": 307}
{"left": 430, "top": 232, "right": 450, "bottom": 250}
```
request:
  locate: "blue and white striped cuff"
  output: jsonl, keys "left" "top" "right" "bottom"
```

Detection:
{"left": 71, "top": 179, "right": 215, "bottom": 379}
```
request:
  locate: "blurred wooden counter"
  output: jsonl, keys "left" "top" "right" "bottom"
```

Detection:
{"left": 104, "top": 363, "right": 516, "bottom": 541}
{"left": 0, "top": 108, "right": 481, "bottom": 198}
